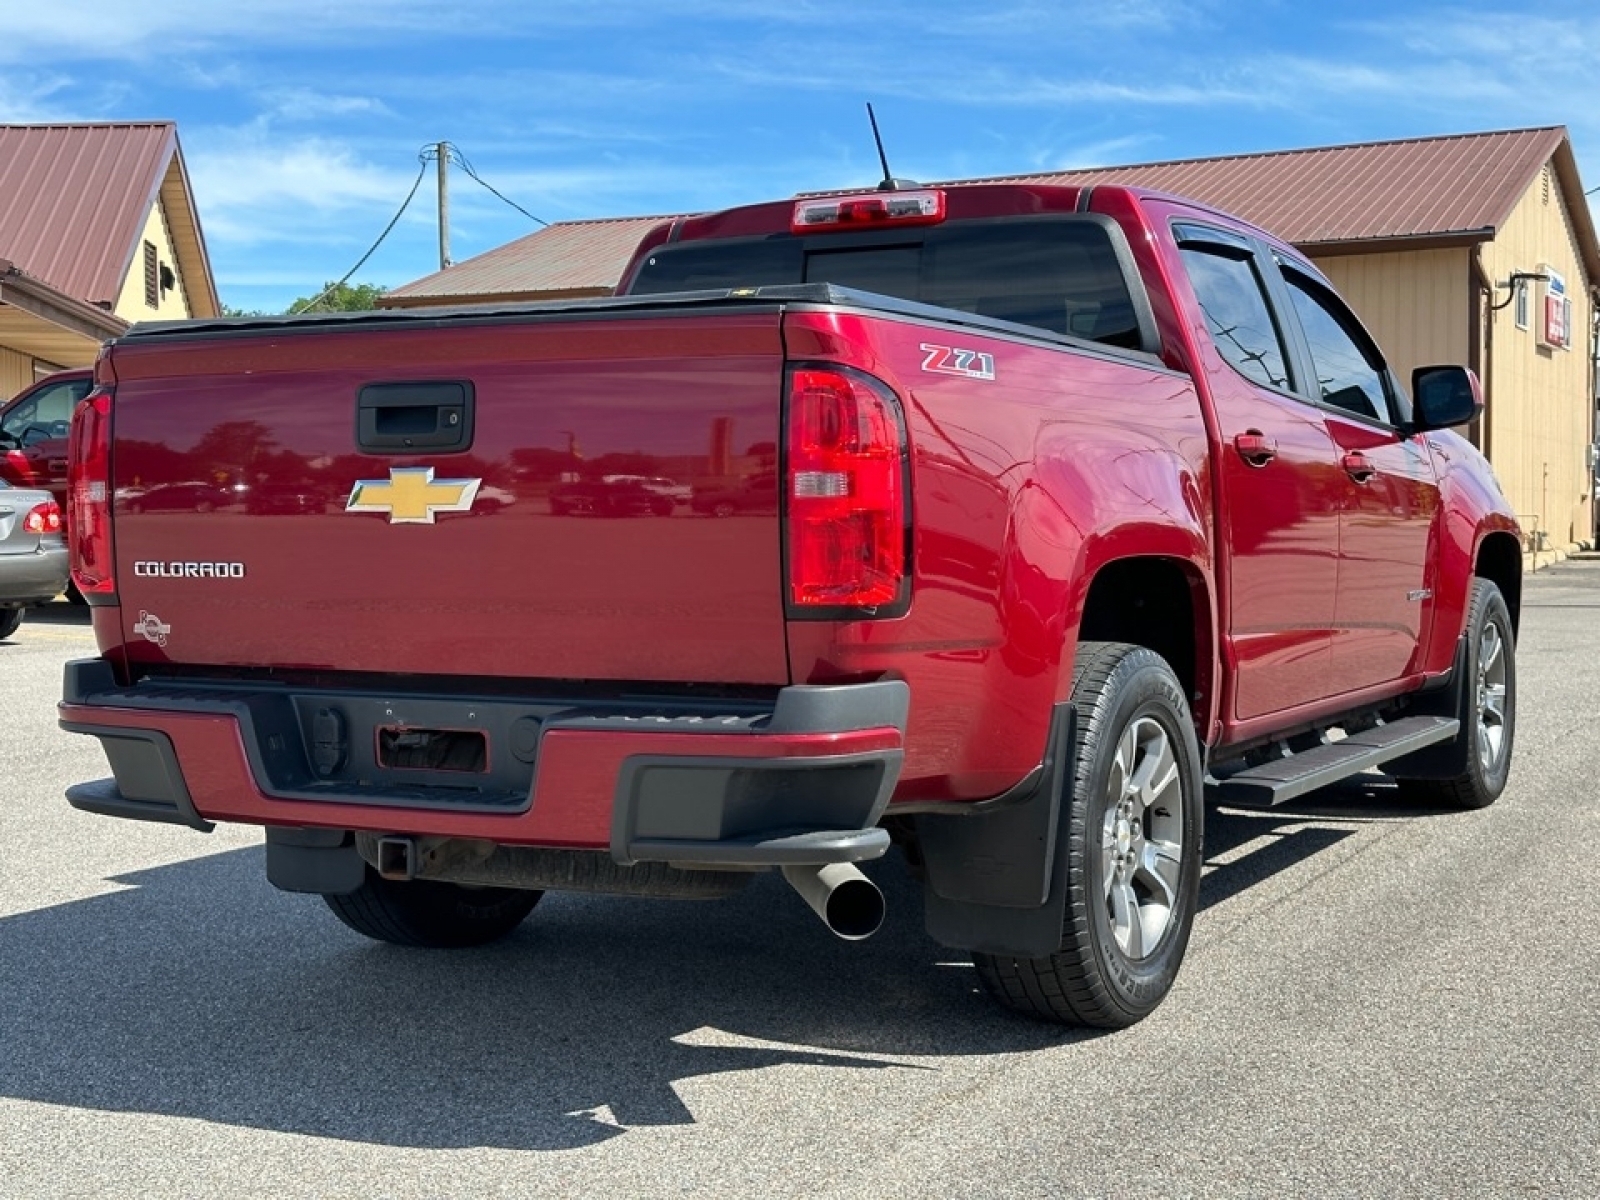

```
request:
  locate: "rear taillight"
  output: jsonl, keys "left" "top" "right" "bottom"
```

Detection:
{"left": 68, "top": 388, "right": 116, "bottom": 601}
{"left": 785, "top": 367, "right": 909, "bottom": 616}
{"left": 22, "top": 501, "right": 62, "bottom": 535}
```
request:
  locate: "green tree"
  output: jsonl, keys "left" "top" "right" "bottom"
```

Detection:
{"left": 287, "top": 281, "right": 389, "bottom": 314}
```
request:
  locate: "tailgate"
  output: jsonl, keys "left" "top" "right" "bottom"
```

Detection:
{"left": 105, "top": 309, "right": 789, "bottom": 685}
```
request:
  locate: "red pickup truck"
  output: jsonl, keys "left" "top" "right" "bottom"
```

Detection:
{"left": 58, "top": 182, "right": 1519, "bottom": 1028}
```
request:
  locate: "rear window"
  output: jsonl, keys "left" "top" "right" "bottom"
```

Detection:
{"left": 630, "top": 217, "right": 1144, "bottom": 350}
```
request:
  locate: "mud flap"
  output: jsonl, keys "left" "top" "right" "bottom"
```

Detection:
{"left": 915, "top": 704, "right": 1076, "bottom": 959}
{"left": 265, "top": 826, "right": 365, "bottom": 895}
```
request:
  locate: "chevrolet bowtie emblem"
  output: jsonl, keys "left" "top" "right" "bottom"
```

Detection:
{"left": 345, "top": 467, "right": 482, "bottom": 524}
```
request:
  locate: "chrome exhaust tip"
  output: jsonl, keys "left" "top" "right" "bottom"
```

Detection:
{"left": 780, "top": 863, "right": 885, "bottom": 941}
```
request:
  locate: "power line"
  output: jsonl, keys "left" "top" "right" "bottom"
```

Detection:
{"left": 441, "top": 142, "right": 549, "bottom": 227}
{"left": 289, "top": 156, "right": 429, "bottom": 313}
{"left": 291, "top": 143, "right": 548, "bottom": 312}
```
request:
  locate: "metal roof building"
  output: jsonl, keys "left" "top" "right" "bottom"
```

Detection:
{"left": 381, "top": 215, "right": 681, "bottom": 309}
{"left": 1, "top": 122, "right": 219, "bottom": 396}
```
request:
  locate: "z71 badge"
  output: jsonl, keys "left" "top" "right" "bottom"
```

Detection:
{"left": 920, "top": 343, "right": 996, "bottom": 381}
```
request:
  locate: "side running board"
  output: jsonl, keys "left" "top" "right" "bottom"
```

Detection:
{"left": 1213, "top": 716, "right": 1459, "bottom": 808}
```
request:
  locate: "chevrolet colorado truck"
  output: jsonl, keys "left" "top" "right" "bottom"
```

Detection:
{"left": 57, "top": 182, "right": 1519, "bottom": 1028}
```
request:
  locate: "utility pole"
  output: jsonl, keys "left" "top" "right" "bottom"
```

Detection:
{"left": 437, "top": 141, "right": 451, "bottom": 270}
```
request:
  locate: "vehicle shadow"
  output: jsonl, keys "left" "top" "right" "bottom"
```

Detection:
{"left": 17, "top": 599, "right": 91, "bottom": 627}
{"left": 0, "top": 775, "right": 1458, "bottom": 1151}
{"left": 0, "top": 846, "right": 1060, "bottom": 1151}
{"left": 1201, "top": 772, "right": 1466, "bottom": 911}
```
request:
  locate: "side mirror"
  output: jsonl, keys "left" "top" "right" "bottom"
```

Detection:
{"left": 1410, "top": 365, "right": 1482, "bottom": 432}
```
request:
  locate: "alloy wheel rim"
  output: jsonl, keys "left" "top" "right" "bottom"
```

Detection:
{"left": 1100, "top": 715, "right": 1186, "bottom": 961}
{"left": 1476, "top": 622, "right": 1509, "bottom": 773}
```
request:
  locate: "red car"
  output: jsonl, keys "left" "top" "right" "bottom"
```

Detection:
{"left": 1, "top": 368, "right": 93, "bottom": 512}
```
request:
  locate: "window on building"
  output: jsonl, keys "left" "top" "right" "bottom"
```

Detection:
{"left": 1514, "top": 280, "right": 1530, "bottom": 331}
{"left": 1178, "top": 246, "right": 1291, "bottom": 390}
{"left": 143, "top": 241, "right": 159, "bottom": 308}
{"left": 1282, "top": 270, "right": 1393, "bottom": 424}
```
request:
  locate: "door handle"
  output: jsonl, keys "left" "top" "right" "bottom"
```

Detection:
{"left": 1233, "top": 430, "right": 1276, "bottom": 466}
{"left": 1341, "top": 451, "right": 1376, "bottom": 482}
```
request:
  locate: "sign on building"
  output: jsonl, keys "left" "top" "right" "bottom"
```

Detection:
{"left": 1539, "top": 266, "right": 1570, "bottom": 350}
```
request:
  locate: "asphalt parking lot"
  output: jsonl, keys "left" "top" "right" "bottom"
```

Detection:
{"left": 2, "top": 563, "right": 1598, "bottom": 1199}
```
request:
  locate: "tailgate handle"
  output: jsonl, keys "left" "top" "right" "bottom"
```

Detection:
{"left": 356, "top": 381, "right": 475, "bottom": 453}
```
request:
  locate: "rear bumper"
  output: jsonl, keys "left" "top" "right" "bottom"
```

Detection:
{"left": 59, "top": 660, "right": 907, "bottom": 868}
{"left": 0, "top": 544, "right": 68, "bottom": 605}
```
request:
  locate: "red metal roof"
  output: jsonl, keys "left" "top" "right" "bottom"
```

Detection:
{"left": 383, "top": 214, "right": 678, "bottom": 304}
{"left": 0, "top": 122, "right": 217, "bottom": 312}
{"left": 974, "top": 126, "right": 1573, "bottom": 248}
{"left": 380, "top": 127, "right": 1595, "bottom": 303}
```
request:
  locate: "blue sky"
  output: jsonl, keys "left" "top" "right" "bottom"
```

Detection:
{"left": 3, "top": 1, "right": 1596, "bottom": 313}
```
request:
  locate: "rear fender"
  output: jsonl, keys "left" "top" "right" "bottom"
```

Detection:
{"left": 1023, "top": 432, "right": 1216, "bottom": 734}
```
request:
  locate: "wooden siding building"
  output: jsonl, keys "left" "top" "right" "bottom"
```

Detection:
{"left": 0, "top": 122, "right": 219, "bottom": 398}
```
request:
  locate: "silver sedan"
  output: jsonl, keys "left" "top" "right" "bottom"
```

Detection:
{"left": 0, "top": 479, "right": 68, "bottom": 640}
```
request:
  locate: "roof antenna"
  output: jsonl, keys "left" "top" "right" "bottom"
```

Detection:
{"left": 867, "top": 103, "right": 918, "bottom": 191}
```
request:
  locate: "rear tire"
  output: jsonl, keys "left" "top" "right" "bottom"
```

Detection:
{"left": 1392, "top": 578, "right": 1515, "bottom": 810}
{"left": 973, "top": 642, "right": 1204, "bottom": 1028}
{"left": 0, "top": 608, "right": 22, "bottom": 640}
{"left": 324, "top": 869, "right": 541, "bottom": 947}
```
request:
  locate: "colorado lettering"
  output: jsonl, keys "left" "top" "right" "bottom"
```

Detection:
{"left": 132, "top": 561, "right": 246, "bottom": 579}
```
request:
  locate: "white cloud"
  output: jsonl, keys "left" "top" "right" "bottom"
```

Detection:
{"left": 1029, "top": 134, "right": 1164, "bottom": 174}
{"left": 0, "top": 1, "right": 893, "bottom": 65}
{"left": 945, "top": 0, "right": 1209, "bottom": 36}
{"left": 0, "top": 2, "right": 486, "bottom": 63}
{"left": 186, "top": 131, "right": 424, "bottom": 248}
{"left": 1362, "top": 11, "right": 1600, "bottom": 62}
{"left": 0, "top": 0, "right": 1222, "bottom": 69}
{"left": 0, "top": 72, "right": 78, "bottom": 123}
{"left": 262, "top": 89, "right": 397, "bottom": 123}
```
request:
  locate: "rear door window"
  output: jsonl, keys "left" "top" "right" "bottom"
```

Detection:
{"left": 1179, "top": 247, "right": 1292, "bottom": 392}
